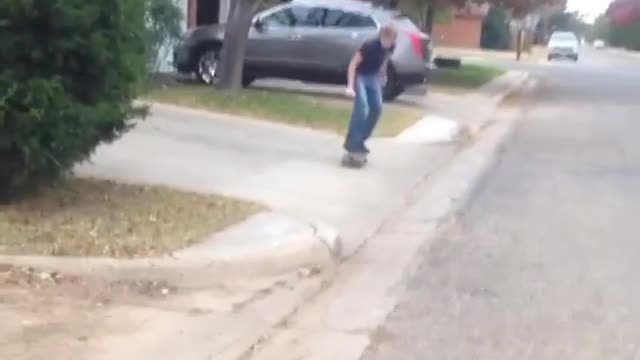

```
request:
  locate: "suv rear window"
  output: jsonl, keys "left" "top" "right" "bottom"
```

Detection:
{"left": 324, "top": 9, "right": 376, "bottom": 28}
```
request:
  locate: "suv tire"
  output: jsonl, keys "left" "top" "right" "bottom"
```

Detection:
{"left": 242, "top": 76, "right": 255, "bottom": 88}
{"left": 196, "top": 46, "right": 221, "bottom": 84}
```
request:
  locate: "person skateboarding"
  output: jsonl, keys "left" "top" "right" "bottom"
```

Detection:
{"left": 342, "top": 25, "right": 398, "bottom": 168}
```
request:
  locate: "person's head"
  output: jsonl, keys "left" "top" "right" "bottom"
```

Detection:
{"left": 379, "top": 25, "right": 398, "bottom": 49}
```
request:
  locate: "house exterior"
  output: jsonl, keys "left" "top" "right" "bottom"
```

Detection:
{"left": 184, "top": 0, "right": 231, "bottom": 28}
{"left": 432, "top": 2, "right": 489, "bottom": 49}
{"left": 432, "top": 14, "right": 484, "bottom": 48}
{"left": 158, "top": 0, "right": 231, "bottom": 72}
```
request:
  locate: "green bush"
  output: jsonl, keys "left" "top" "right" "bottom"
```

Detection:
{"left": 481, "top": 6, "right": 511, "bottom": 50}
{"left": 610, "top": 20, "right": 640, "bottom": 51}
{"left": 0, "top": 0, "right": 148, "bottom": 201}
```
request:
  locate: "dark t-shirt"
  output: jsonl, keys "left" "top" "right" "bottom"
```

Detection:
{"left": 357, "top": 39, "right": 395, "bottom": 75}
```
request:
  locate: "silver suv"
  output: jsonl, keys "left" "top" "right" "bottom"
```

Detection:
{"left": 173, "top": 0, "right": 432, "bottom": 101}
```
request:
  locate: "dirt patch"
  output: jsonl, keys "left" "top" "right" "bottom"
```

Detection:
{"left": 0, "top": 264, "right": 187, "bottom": 360}
{"left": 499, "top": 88, "right": 526, "bottom": 108}
{"left": 499, "top": 78, "right": 538, "bottom": 109}
{"left": 0, "top": 178, "right": 263, "bottom": 258}
{"left": 0, "top": 264, "right": 299, "bottom": 360}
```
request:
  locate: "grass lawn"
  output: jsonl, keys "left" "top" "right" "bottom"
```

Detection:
{"left": 146, "top": 83, "right": 423, "bottom": 137}
{"left": 0, "top": 178, "right": 263, "bottom": 258}
{"left": 430, "top": 64, "right": 506, "bottom": 90}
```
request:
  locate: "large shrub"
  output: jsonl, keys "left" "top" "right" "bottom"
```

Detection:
{"left": 0, "top": 0, "right": 148, "bottom": 201}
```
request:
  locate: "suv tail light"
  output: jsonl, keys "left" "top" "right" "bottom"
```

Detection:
{"left": 409, "top": 32, "right": 425, "bottom": 59}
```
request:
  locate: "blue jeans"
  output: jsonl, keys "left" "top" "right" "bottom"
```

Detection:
{"left": 344, "top": 74, "right": 383, "bottom": 153}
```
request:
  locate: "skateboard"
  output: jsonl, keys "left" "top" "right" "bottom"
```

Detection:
{"left": 341, "top": 152, "right": 368, "bottom": 168}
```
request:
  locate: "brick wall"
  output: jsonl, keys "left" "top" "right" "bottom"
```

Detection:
{"left": 432, "top": 16, "right": 483, "bottom": 49}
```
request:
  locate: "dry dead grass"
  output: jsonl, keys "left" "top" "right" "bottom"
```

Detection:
{"left": 0, "top": 178, "right": 263, "bottom": 258}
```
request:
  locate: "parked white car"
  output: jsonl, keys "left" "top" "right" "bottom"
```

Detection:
{"left": 547, "top": 31, "right": 580, "bottom": 62}
{"left": 594, "top": 39, "right": 605, "bottom": 49}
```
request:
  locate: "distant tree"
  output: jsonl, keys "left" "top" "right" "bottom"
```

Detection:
{"left": 145, "top": 0, "right": 183, "bottom": 73}
{"left": 548, "top": 11, "right": 589, "bottom": 37}
{"left": 592, "top": 14, "right": 612, "bottom": 41}
{"left": 394, "top": 0, "right": 458, "bottom": 34}
{"left": 607, "top": 0, "right": 640, "bottom": 27}
{"left": 609, "top": 19, "right": 640, "bottom": 50}
{"left": 481, "top": 6, "right": 511, "bottom": 49}
{"left": 603, "top": 0, "right": 640, "bottom": 50}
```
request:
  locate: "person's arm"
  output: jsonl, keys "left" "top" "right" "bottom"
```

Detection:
{"left": 347, "top": 51, "right": 363, "bottom": 94}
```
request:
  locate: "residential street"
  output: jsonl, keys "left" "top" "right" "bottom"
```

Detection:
{"left": 7, "top": 0, "right": 640, "bottom": 357}
{"left": 362, "top": 49, "right": 640, "bottom": 359}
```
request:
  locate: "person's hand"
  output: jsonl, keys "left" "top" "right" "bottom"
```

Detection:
{"left": 345, "top": 86, "right": 356, "bottom": 98}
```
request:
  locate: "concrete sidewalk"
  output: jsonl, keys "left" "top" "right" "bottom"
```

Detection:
{"left": 77, "top": 104, "right": 456, "bottom": 258}
{"left": 4, "top": 108, "right": 455, "bottom": 360}
{"left": 435, "top": 46, "right": 546, "bottom": 63}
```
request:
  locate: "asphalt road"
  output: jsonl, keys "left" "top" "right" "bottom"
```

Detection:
{"left": 362, "top": 49, "right": 640, "bottom": 359}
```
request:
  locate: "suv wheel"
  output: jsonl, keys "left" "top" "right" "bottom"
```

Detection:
{"left": 242, "top": 76, "right": 255, "bottom": 88}
{"left": 197, "top": 47, "right": 220, "bottom": 84}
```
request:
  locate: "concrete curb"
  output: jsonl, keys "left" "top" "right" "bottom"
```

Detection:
{"left": 480, "top": 70, "right": 529, "bottom": 101}
{"left": 395, "top": 114, "right": 463, "bottom": 144}
{"left": 395, "top": 71, "right": 530, "bottom": 145}
{"left": 244, "top": 116, "right": 521, "bottom": 360}
{"left": 241, "top": 81, "right": 536, "bottom": 360}
{"left": 0, "top": 212, "right": 341, "bottom": 288}
{"left": 464, "top": 70, "right": 530, "bottom": 136}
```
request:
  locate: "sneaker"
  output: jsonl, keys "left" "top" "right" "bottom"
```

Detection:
{"left": 341, "top": 152, "right": 367, "bottom": 168}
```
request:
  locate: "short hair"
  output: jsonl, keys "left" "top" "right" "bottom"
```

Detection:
{"left": 380, "top": 25, "right": 398, "bottom": 39}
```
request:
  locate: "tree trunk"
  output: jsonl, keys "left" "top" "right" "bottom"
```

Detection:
{"left": 516, "top": 29, "right": 523, "bottom": 61}
{"left": 425, "top": 2, "right": 436, "bottom": 35}
{"left": 216, "top": 0, "right": 261, "bottom": 90}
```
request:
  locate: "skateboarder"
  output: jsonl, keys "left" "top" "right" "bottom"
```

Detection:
{"left": 342, "top": 25, "right": 398, "bottom": 168}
